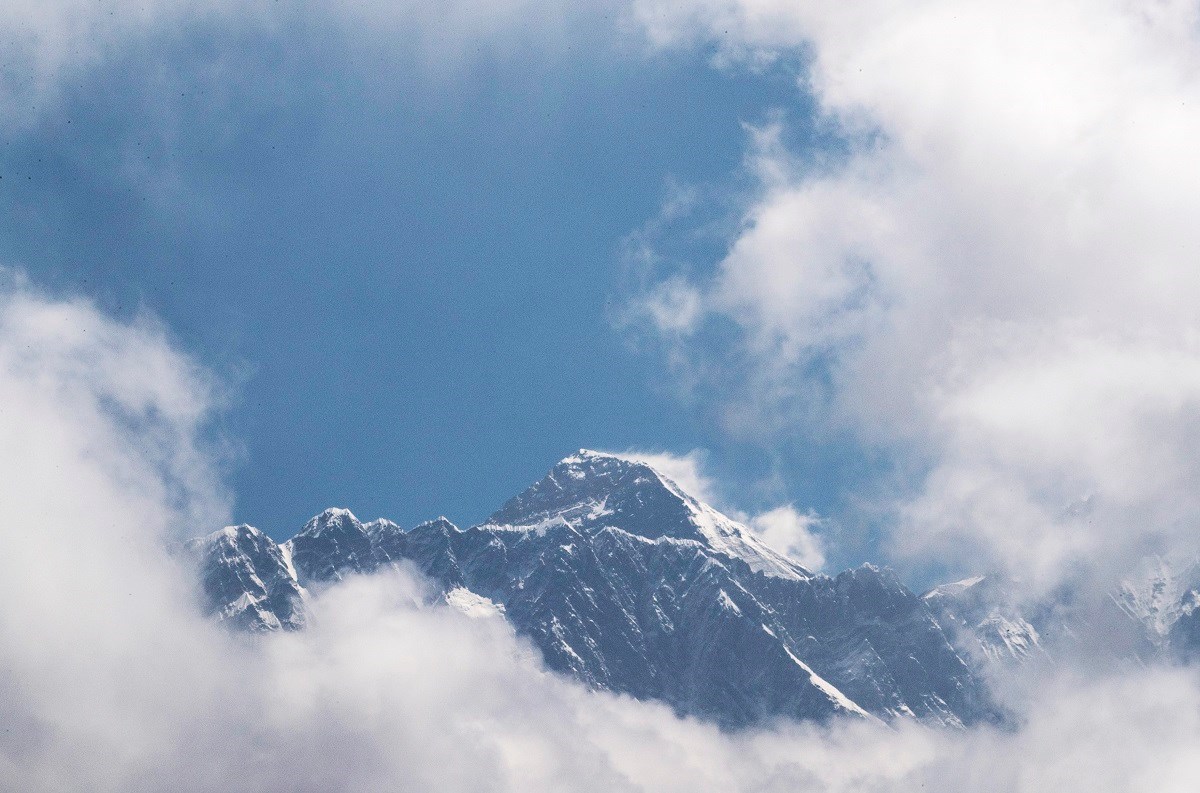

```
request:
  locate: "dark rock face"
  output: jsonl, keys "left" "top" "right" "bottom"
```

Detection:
{"left": 188, "top": 451, "right": 1000, "bottom": 728}
{"left": 185, "top": 524, "right": 306, "bottom": 632}
{"left": 287, "top": 508, "right": 377, "bottom": 584}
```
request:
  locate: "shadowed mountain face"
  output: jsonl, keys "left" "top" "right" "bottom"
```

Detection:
{"left": 185, "top": 525, "right": 307, "bottom": 632}
{"left": 188, "top": 450, "right": 999, "bottom": 728}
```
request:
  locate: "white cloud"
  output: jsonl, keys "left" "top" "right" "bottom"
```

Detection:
{"left": 6, "top": 276, "right": 1200, "bottom": 791}
{"left": 620, "top": 448, "right": 827, "bottom": 570}
{"left": 626, "top": 0, "right": 1200, "bottom": 589}
{"left": 619, "top": 448, "right": 720, "bottom": 504}
{"left": 634, "top": 277, "right": 707, "bottom": 336}
{"left": 748, "top": 504, "right": 825, "bottom": 571}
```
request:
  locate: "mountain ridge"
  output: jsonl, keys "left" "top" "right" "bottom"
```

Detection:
{"left": 187, "top": 450, "right": 1000, "bottom": 728}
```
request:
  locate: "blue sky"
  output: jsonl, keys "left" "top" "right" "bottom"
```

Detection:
{"left": 0, "top": 12, "right": 875, "bottom": 551}
{"left": 12, "top": 2, "right": 1188, "bottom": 590}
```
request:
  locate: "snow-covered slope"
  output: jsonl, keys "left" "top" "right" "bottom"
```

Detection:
{"left": 923, "top": 576, "right": 1046, "bottom": 665}
{"left": 187, "top": 451, "right": 999, "bottom": 728}
{"left": 1115, "top": 555, "right": 1200, "bottom": 660}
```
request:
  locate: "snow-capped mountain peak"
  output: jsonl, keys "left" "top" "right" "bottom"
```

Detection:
{"left": 364, "top": 517, "right": 402, "bottom": 537}
{"left": 297, "top": 507, "right": 360, "bottom": 537}
{"left": 484, "top": 450, "right": 812, "bottom": 581}
{"left": 412, "top": 516, "right": 459, "bottom": 533}
{"left": 185, "top": 523, "right": 307, "bottom": 632}
{"left": 924, "top": 576, "right": 986, "bottom": 602}
{"left": 187, "top": 451, "right": 1001, "bottom": 729}
{"left": 284, "top": 507, "right": 374, "bottom": 583}
{"left": 922, "top": 575, "right": 1047, "bottom": 665}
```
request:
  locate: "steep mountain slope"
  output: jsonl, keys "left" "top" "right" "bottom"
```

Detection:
{"left": 186, "top": 524, "right": 307, "bottom": 632}
{"left": 188, "top": 450, "right": 998, "bottom": 728}
{"left": 1116, "top": 555, "right": 1200, "bottom": 661}
{"left": 923, "top": 576, "right": 1047, "bottom": 665}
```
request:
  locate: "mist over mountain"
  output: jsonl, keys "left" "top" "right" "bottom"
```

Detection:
{"left": 923, "top": 557, "right": 1200, "bottom": 672}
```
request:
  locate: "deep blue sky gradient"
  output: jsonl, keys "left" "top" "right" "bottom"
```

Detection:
{"left": 0, "top": 18, "right": 881, "bottom": 565}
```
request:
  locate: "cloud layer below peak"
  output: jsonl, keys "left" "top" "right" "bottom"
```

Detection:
{"left": 1, "top": 276, "right": 1199, "bottom": 792}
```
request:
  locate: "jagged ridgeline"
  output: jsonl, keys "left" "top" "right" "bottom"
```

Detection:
{"left": 185, "top": 450, "right": 1001, "bottom": 728}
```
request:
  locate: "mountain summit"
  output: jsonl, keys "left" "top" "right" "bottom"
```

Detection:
{"left": 484, "top": 450, "right": 812, "bottom": 580}
{"left": 188, "top": 451, "right": 999, "bottom": 728}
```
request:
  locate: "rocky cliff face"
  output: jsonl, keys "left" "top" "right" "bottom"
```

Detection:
{"left": 185, "top": 524, "right": 307, "bottom": 632}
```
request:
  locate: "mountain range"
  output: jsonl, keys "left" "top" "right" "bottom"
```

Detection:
{"left": 189, "top": 449, "right": 1200, "bottom": 728}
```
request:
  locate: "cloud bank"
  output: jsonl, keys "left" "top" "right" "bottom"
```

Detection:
{"left": 4, "top": 279, "right": 1200, "bottom": 790}
{"left": 627, "top": 0, "right": 1200, "bottom": 589}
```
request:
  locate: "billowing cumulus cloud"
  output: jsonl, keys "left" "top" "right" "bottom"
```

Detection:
{"left": 620, "top": 448, "right": 720, "bottom": 503}
{"left": 3, "top": 279, "right": 1200, "bottom": 791}
{"left": 627, "top": 0, "right": 1200, "bottom": 589}
{"left": 749, "top": 505, "right": 826, "bottom": 571}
